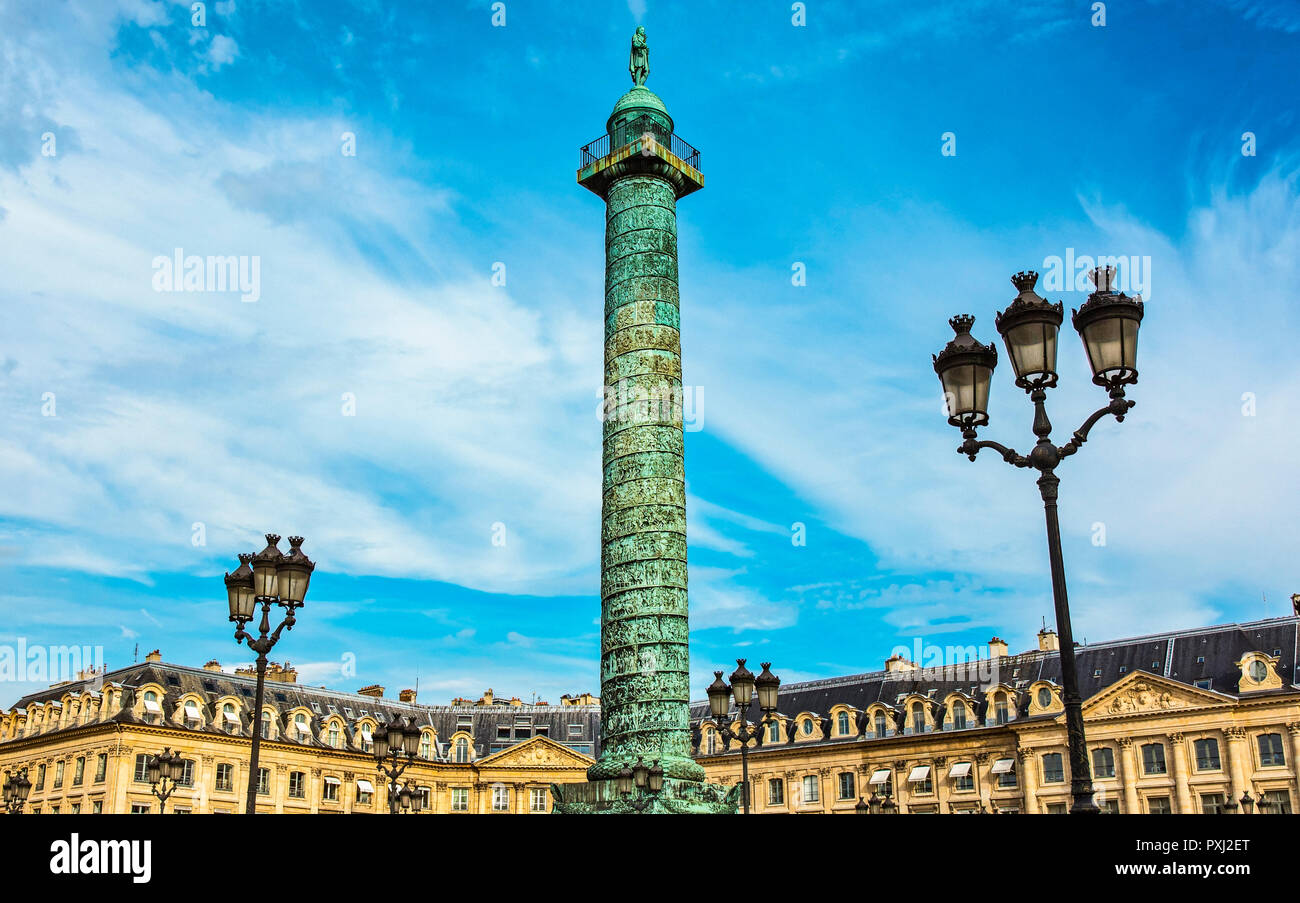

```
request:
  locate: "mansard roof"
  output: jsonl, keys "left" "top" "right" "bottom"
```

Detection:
{"left": 3, "top": 660, "right": 601, "bottom": 762}
{"left": 690, "top": 615, "right": 1299, "bottom": 730}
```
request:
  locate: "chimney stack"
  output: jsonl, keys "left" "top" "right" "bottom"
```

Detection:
{"left": 399, "top": 688, "right": 417, "bottom": 703}
{"left": 145, "top": 649, "right": 162, "bottom": 663}
{"left": 203, "top": 659, "right": 223, "bottom": 672}
{"left": 357, "top": 684, "right": 384, "bottom": 698}
{"left": 1037, "top": 627, "right": 1060, "bottom": 651}
{"left": 988, "top": 637, "right": 1009, "bottom": 658}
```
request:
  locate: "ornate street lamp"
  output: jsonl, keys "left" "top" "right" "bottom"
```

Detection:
{"left": 704, "top": 659, "right": 781, "bottom": 814}
{"left": 146, "top": 748, "right": 185, "bottom": 814}
{"left": 225, "top": 533, "right": 315, "bottom": 814}
{"left": 932, "top": 267, "right": 1145, "bottom": 815}
{"left": 374, "top": 715, "right": 423, "bottom": 814}
{"left": 617, "top": 756, "right": 664, "bottom": 812}
{"left": 1239, "top": 791, "right": 1255, "bottom": 814}
{"left": 2, "top": 767, "right": 31, "bottom": 814}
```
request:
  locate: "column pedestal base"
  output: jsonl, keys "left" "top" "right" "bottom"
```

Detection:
{"left": 550, "top": 777, "right": 740, "bottom": 814}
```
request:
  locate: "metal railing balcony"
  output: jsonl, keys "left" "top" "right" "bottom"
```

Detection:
{"left": 580, "top": 114, "right": 701, "bottom": 170}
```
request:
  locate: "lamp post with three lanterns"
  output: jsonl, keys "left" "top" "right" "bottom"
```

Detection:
{"left": 373, "top": 713, "right": 425, "bottom": 814}
{"left": 931, "top": 266, "right": 1144, "bottom": 814}
{"left": 705, "top": 659, "right": 780, "bottom": 815}
{"left": 223, "top": 533, "right": 315, "bottom": 814}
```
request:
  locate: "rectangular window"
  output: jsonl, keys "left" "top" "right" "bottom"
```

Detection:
{"left": 950, "top": 762, "right": 974, "bottom": 792}
{"left": 1258, "top": 733, "right": 1286, "bottom": 767}
{"left": 452, "top": 787, "right": 469, "bottom": 811}
{"left": 952, "top": 705, "right": 967, "bottom": 730}
{"left": 131, "top": 803, "right": 150, "bottom": 814}
{"left": 568, "top": 723, "right": 583, "bottom": 737}
{"left": 1147, "top": 796, "right": 1172, "bottom": 814}
{"left": 178, "top": 760, "right": 195, "bottom": 787}
{"left": 1092, "top": 747, "right": 1115, "bottom": 778}
{"left": 54, "top": 760, "right": 64, "bottom": 788}
{"left": 768, "top": 778, "right": 784, "bottom": 805}
{"left": 215, "top": 764, "right": 233, "bottom": 792}
{"left": 838, "top": 772, "right": 855, "bottom": 800}
{"left": 323, "top": 779, "right": 340, "bottom": 802}
{"left": 1046, "top": 803, "right": 1067, "bottom": 814}
{"left": 1042, "top": 752, "right": 1064, "bottom": 783}
{"left": 492, "top": 786, "right": 510, "bottom": 811}
{"left": 92, "top": 801, "right": 103, "bottom": 814}
{"left": 257, "top": 767, "right": 270, "bottom": 796}
{"left": 70, "top": 803, "right": 81, "bottom": 814}
{"left": 801, "top": 775, "right": 820, "bottom": 804}
{"left": 1194, "top": 738, "right": 1221, "bottom": 771}
{"left": 1141, "top": 743, "right": 1167, "bottom": 775}
{"left": 994, "top": 700, "right": 1008, "bottom": 725}
{"left": 1260, "top": 790, "right": 1292, "bottom": 814}
{"left": 1099, "top": 798, "right": 1120, "bottom": 814}
{"left": 497, "top": 726, "right": 511, "bottom": 740}
{"left": 288, "top": 771, "right": 306, "bottom": 798}
{"left": 530, "top": 788, "right": 548, "bottom": 812}
{"left": 1200, "top": 793, "right": 1227, "bottom": 814}
{"left": 94, "top": 754, "right": 107, "bottom": 783}
{"left": 133, "top": 754, "right": 149, "bottom": 783}
{"left": 73, "top": 757, "right": 85, "bottom": 786}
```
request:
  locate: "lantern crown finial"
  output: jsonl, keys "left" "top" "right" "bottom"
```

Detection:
{"left": 1010, "top": 269, "right": 1039, "bottom": 293}
{"left": 949, "top": 314, "right": 975, "bottom": 336}
{"left": 1089, "top": 265, "right": 1117, "bottom": 294}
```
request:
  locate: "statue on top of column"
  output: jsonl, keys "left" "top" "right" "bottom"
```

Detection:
{"left": 629, "top": 26, "right": 649, "bottom": 86}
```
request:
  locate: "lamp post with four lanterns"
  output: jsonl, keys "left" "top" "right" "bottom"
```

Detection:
{"left": 146, "top": 747, "right": 185, "bottom": 814}
{"left": 2, "top": 767, "right": 31, "bottom": 814}
{"left": 373, "top": 713, "right": 425, "bottom": 814}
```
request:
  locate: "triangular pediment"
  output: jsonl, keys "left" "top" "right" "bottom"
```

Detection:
{"left": 475, "top": 734, "right": 596, "bottom": 769}
{"left": 1081, "top": 670, "right": 1235, "bottom": 720}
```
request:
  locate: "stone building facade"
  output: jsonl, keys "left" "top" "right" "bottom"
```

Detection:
{"left": 691, "top": 616, "right": 1300, "bottom": 814}
{"left": 0, "top": 656, "right": 599, "bottom": 814}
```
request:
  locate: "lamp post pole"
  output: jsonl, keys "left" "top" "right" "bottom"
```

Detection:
{"left": 932, "top": 267, "right": 1144, "bottom": 815}
{"left": 706, "top": 660, "right": 780, "bottom": 814}
{"left": 224, "top": 534, "right": 315, "bottom": 814}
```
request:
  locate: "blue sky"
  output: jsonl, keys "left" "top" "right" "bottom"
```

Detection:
{"left": 1, "top": 0, "right": 1297, "bottom": 707}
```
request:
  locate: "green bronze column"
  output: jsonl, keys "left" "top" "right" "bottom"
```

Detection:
{"left": 552, "top": 30, "right": 736, "bottom": 814}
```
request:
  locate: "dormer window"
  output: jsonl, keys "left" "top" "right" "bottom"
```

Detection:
{"left": 223, "top": 703, "right": 238, "bottom": 733}
{"left": 1250, "top": 661, "right": 1267, "bottom": 682}
{"left": 952, "top": 702, "right": 967, "bottom": 729}
{"left": 360, "top": 723, "right": 373, "bottom": 752}
{"left": 142, "top": 691, "right": 161, "bottom": 724}
{"left": 911, "top": 703, "right": 925, "bottom": 734}
{"left": 183, "top": 700, "right": 201, "bottom": 728}
{"left": 874, "top": 711, "right": 888, "bottom": 738}
{"left": 768, "top": 720, "right": 781, "bottom": 742}
{"left": 1036, "top": 687, "right": 1052, "bottom": 708}
{"left": 260, "top": 711, "right": 271, "bottom": 739}
{"left": 994, "top": 694, "right": 1008, "bottom": 725}
{"left": 294, "top": 713, "right": 311, "bottom": 742}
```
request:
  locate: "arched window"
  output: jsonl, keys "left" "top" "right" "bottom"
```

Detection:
{"left": 420, "top": 732, "right": 433, "bottom": 759}
{"left": 455, "top": 737, "right": 470, "bottom": 763}
{"left": 912, "top": 702, "right": 925, "bottom": 733}
{"left": 360, "top": 723, "right": 373, "bottom": 752}
{"left": 994, "top": 692, "right": 1009, "bottom": 725}
{"left": 294, "top": 713, "right": 310, "bottom": 741}
{"left": 260, "top": 711, "right": 271, "bottom": 739}
{"left": 768, "top": 720, "right": 781, "bottom": 742}
{"left": 952, "top": 702, "right": 967, "bottom": 730}
{"left": 837, "top": 711, "right": 850, "bottom": 736}
{"left": 874, "top": 711, "right": 888, "bottom": 737}
{"left": 223, "top": 703, "right": 237, "bottom": 733}
{"left": 707, "top": 730, "right": 717, "bottom": 754}
{"left": 142, "top": 691, "right": 160, "bottom": 724}
{"left": 328, "top": 722, "right": 340, "bottom": 748}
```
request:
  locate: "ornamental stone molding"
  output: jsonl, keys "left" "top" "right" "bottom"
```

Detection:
{"left": 1286, "top": 722, "right": 1300, "bottom": 736}
{"left": 1223, "top": 727, "right": 1247, "bottom": 741}
{"left": 1166, "top": 732, "right": 1184, "bottom": 744}
{"left": 1105, "top": 681, "right": 1179, "bottom": 715}
{"left": 1117, "top": 737, "right": 1134, "bottom": 748}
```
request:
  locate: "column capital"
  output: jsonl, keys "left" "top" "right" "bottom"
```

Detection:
{"left": 1016, "top": 746, "right": 1034, "bottom": 760}
{"left": 1224, "top": 727, "right": 1247, "bottom": 741}
{"left": 1285, "top": 722, "right": 1300, "bottom": 736}
{"left": 1117, "top": 736, "right": 1133, "bottom": 748}
{"left": 1166, "top": 732, "right": 1184, "bottom": 744}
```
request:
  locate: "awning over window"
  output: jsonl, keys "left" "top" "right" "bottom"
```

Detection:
{"left": 356, "top": 780, "right": 375, "bottom": 793}
{"left": 991, "top": 757, "right": 1016, "bottom": 774}
{"left": 869, "top": 768, "right": 892, "bottom": 785}
{"left": 907, "top": 765, "right": 931, "bottom": 783}
{"left": 142, "top": 699, "right": 162, "bottom": 713}
{"left": 949, "top": 762, "right": 972, "bottom": 778}
{"left": 323, "top": 776, "right": 341, "bottom": 786}
{"left": 184, "top": 702, "right": 200, "bottom": 717}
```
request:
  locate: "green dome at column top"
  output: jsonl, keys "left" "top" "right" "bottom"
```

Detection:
{"left": 607, "top": 85, "right": 673, "bottom": 134}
